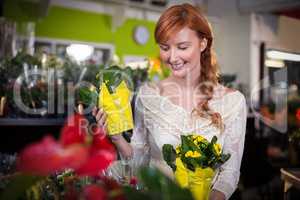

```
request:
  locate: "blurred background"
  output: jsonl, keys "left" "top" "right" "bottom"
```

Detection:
{"left": 0, "top": 0, "right": 300, "bottom": 199}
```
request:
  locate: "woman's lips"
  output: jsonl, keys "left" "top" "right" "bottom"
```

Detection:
{"left": 171, "top": 63, "right": 184, "bottom": 70}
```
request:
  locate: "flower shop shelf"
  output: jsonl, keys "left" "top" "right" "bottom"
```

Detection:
{"left": 0, "top": 118, "right": 65, "bottom": 126}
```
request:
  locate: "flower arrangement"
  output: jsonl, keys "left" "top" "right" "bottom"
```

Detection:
{"left": 163, "top": 135, "right": 230, "bottom": 172}
{"left": 0, "top": 114, "right": 195, "bottom": 200}
{"left": 163, "top": 134, "right": 230, "bottom": 200}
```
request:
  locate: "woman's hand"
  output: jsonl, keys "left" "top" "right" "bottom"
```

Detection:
{"left": 92, "top": 107, "right": 133, "bottom": 159}
{"left": 111, "top": 134, "right": 133, "bottom": 159}
{"left": 92, "top": 107, "right": 108, "bottom": 135}
{"left": 209, "top": 189, "right": 226, "bottom": 200}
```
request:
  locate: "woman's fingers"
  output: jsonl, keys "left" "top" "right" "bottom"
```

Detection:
{"left": 92, "top": 107, "right": 98, "bottom": 116}
{"left": 78, "top": 104, "right": 84, "bottom": 115}
{"left": 97, "top": 111, "right": 107, "bottom": 126}
{"left": 95, "top": 108, "right": 104, "bottom": 122}
{"left": 103, "top": 121, "right": 108, "bottom": 130}
{"left": 92, "top": 107, "right": 108, "bottom": 133}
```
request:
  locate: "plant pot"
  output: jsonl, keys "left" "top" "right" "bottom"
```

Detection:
{"left": 174, "top": 158, "right": 215, "bottom": 200}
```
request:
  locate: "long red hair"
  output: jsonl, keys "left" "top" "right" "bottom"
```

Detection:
{"left": 155, "top": 3, "right": 223, "bottom": 130}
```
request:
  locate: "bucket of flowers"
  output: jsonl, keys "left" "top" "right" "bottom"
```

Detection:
{"left": 163, "top": 134, "right": 231, "bottom": 200}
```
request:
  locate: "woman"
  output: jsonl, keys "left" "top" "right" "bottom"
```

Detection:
{"left": 96, "top": 3, "right": 247, "bottom": 200}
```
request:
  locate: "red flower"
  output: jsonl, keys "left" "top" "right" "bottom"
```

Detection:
{"left": 60, "top": 114, "right": 88, "bottom": 146}
{"left": 17, "top": 136, "right": 88, "bottom": 175}
{"left": 129, "top": 176, "right": 138, "bottom": 187}
{"left": 17, "top": 114, "right": 116, "bottom": 176}
{"left": 101, "top": 177, "right": 126, "bottom": 200}
{"left": 76, "top": 150, "right": 116, "bottom": 176}
{"left": 91, "top": 131, "right": 115, "bottom": 154}
{"left": 296, "top": 108, "right": 300, "bottom": 121}
{"left": 83, "top": 185, "right": 107, "bottom": 200}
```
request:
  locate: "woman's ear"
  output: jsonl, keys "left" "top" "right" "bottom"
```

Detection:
{"left": 200, "top": 38, "right": 208, "bottom": 52}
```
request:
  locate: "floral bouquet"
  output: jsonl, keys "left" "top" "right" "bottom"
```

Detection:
{"left": 163, "top": 134, "right": 230, "bottom": 200}
{"left": 97, "top": 65, "right": 134, "bottom": 136}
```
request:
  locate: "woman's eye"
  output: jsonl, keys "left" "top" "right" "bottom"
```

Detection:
{"left": 160, "top": 46, "right": 169, "bottom": 51}
{"left": 178, "top": 46, "right": 188, "bottom": 50}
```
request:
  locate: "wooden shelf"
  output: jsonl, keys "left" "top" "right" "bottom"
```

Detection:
{"left": 0, "top": 118, "right": 65, "bottom": 126}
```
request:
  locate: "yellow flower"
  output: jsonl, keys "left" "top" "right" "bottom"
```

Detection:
{"left": 185, "top": 150, "right": 201, "bottom": 158}
{"left": 197, "top": 135, "right": 205, "bottom": 142}
{"left": 214, "top": 143, "right": 222, "bottom": 155}
{"left": 176, "top": 146, "right": 181, "bottom": 154}
{"left": 191, "top": 151, "right": 201, "bottom": 158}
{"left": 185, "top": 151, "right": 193, "bottom": 158}
{"left": 193, "top": 140, "right": 198, "bottom": 145}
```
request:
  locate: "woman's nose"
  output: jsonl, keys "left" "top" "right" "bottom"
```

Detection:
{"left": 168, "top": 48, "right": 179, "bottom": 64}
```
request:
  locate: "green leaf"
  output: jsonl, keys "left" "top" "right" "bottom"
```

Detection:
{"left": 136, "top": 167, "right": 194, "bottom": 200}
{"left": 220, "top": 153, "right": 231, "bottom": 163}
{"left": 0, "top": 173, "right": 43, "bottom": 200}
{"left": 99, "top": 65, "right": 133, "bottom": 94}
{"left": 77, "top": 87, "right": 98, "bottom": 106}
{"left": 181, "top": 136, "right": 190, "bottom": 153}
{"left": 211, "top": 136, "right": 217, "bottom": 144}
{"left": 162, "top": 144, "right": 177, "bottom": 171}
{"left": 122, "top": 186, "right": 151, "bottom": 200}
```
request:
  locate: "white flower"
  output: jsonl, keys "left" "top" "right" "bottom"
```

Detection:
{"left": 125, "top": 60, "right": 149, "bottom": 70}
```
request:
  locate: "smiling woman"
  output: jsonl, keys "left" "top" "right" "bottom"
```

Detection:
{"left": 158, "top": 27, "right": 203, "bottom": 79}
{"left": 128, "top": 3, "right": 247, "bottom": 200}
{"left": 154, "top": 3, "right": 221, "bottom": 130}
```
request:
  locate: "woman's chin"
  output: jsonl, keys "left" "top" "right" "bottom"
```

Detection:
{"left": 171, "top": 69, "right": 187, "bottom": 78}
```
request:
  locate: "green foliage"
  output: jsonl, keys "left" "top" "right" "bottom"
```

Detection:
{"left": 76, "top": 86, "right": 98, "bottom": 107}
{"left": 162, "top": 145, "right": 177, "bottom": 172}
{"left": 1, "top": 167, "right": 195, "bottom": 200}
{"left": 163, "top": 135, "right": 231, "bottom": 172}
{"left": 0, "top": 174, "right": 43, "bottom": 200}
{"left": 123, "top": 167, "right": 194, "bottom": 200}
{"left": 96, "top": 64, "right": 148, "bottom": 94}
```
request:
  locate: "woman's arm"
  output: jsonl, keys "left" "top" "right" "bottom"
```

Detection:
{"left": 130, "top": 93, "right": 150, "bottom": 166}
{"left": 92, "top": 107, "right": 133, "bottom": 159}
{"left": 210, "top": 189, "right": 226, "bottom": 200}
{"left": 212, "top": 94, "right": 247, "bottom": 199}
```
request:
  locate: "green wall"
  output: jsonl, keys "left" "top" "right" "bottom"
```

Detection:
{"left": 4, "top": 1, "right": 159, "bottom": 61}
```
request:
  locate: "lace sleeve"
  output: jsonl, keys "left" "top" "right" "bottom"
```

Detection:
{"left": 212, "top": 95, "right": 247, "bottom": 199}
{"left": 130, "top": 94, "right": 150, "bottom": 168}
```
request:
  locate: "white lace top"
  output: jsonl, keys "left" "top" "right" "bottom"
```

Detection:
{"left": 130, "top": 83, "right": 247, "bottom": 199}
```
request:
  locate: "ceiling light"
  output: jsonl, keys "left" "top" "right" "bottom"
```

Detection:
{"left": 265, "top": 59, "right": 285, "bottom": 68}
{"left": 266, "top": 50, "right": 300, "bottom": 62}
{"left": 66, "top": 44, "right": 94, "bottom": 62}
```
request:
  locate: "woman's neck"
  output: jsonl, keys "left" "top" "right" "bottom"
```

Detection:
{"left": 170, "top": 73, "right": 200, "bottom": 91}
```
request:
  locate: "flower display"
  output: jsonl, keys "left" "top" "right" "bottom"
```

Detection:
{"left": 163, "top": 134, "right": 230, "bottom": 200}
{"left": 17, "top": 114, "right": 116, "bottom": 176}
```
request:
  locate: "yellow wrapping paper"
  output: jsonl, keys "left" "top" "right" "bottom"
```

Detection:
{"left": 175, "top": 158, "right": 215, "bottom": 200}
{"left": 98, "top": 81, "right": 134, "bottom": 135}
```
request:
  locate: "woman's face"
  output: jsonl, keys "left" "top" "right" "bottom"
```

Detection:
{"left": 159, "top": 27, "right": 206, "bottom": 79}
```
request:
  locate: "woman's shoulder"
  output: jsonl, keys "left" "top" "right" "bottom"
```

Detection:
{"left": 212, "top": 85, "right": 246, "bottom": 112}
{"left": 137, "top": 81, "right": 160, "bottom": 96}
{"left": 137, "top": 78, "right": 172, "bottom": 95}
{"left": 215, "top": 85, "right": 245, "bottom": 102}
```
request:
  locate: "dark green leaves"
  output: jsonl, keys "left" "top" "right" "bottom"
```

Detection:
{"left": 76, "top": 86, "right": 98, "bottom": 107}
{"left": 97, "top": 65, "right": 134, "bottom": 94}
{"left": 162, "top": 134, "right": 232, "bottom": 172}
{"left": 162, "top": 144, "right": 177, "bottom": 172}
{"left": 123, "top": 167, "right": 194, "bottom": 200}
{"left": 0, "top": 173, "right": 43, "bottom": 200}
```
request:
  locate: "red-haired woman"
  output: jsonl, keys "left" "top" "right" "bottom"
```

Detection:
{"left": 97, "top": 3, "right": 247, "bottom": 200}
{"left": 130, "top": 3, "right": 247, "bottom": 200}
